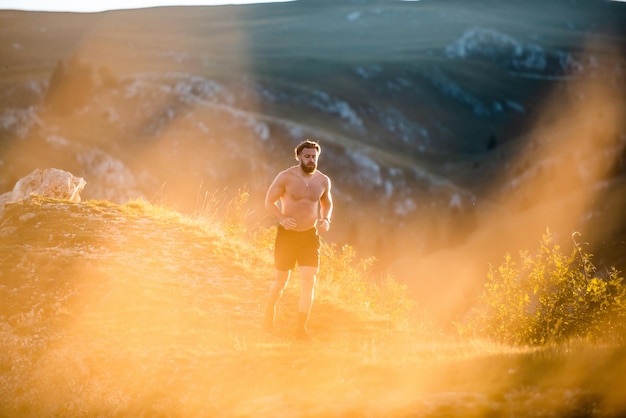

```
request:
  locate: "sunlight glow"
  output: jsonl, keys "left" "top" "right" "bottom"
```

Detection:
{"left": 391, "top": 35, "right": 626, "bottom": 325}
{"left": 0, "top": 0, "right": 293, "bottom": 13}
{"left": 1, "top": 1, "right": 626, "bottom": 412}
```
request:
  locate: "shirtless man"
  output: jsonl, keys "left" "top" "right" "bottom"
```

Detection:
{"left": 263, "top": 140, "right": 333, "bottom": 340}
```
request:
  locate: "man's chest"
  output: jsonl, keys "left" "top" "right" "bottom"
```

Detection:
{"left": 285, "top": 183, "right": 324, "bottom": 202}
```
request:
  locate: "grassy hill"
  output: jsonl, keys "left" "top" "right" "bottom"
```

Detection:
{"left": 2, "top": 195, "right": 626, "bottom": 417}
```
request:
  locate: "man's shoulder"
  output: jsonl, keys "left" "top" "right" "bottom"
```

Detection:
{"left": 272, "top": 166, "right": 298, "bottom": 183}
{"left": 317, "top": 170, "right": 331, "bottom": 182}
{"left": 278, "top": 166, "right": 299, "bottom": 177}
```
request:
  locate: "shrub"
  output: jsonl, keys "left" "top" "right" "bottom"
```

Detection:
{"left": 461, "top": 230, "right": 626, "bottom": 345}
{"left": 318, "top": 242, "right": 416, "bottom": 326}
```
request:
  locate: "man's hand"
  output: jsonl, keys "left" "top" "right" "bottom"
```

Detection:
{"left": 279, "top": 217, "right": 297, "bottom": 230}
{"left": 316, "top": 218, "right": 330, "bottom": 232}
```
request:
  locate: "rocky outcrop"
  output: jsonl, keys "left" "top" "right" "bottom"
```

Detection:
{"left": 0, "top": 168, "right": 86, "bottom": 214}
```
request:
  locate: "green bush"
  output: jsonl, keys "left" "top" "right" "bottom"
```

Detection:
{"left": 461, "top": 230, "right": 626, "bottom": 345}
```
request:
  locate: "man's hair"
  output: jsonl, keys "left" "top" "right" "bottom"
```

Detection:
{"left": 294, "top": 140, "right": 321, "bottom": 160}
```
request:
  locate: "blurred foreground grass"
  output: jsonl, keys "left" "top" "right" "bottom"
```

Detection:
{"left": 1, "top": 197, "right": 626, "bottom": 417}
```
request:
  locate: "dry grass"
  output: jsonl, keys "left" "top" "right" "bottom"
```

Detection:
{"left": 1, "top": 196, "right": 626, "bottom": 417}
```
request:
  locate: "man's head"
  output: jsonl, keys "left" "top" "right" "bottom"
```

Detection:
{"left": 295, "top": 140, "right": 321, "bottom": 174}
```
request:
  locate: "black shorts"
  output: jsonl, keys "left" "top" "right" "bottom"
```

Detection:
{"left": 274, "top": 226, "right": 320, "bottom": 271}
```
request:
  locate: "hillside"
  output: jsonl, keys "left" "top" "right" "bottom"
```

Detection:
{"left": 2, "top": 196, "right": 626, "bottom": 417}
{"left": 1, "top": 0, "right": 626, "bottom": 329}
{"left": 0, "top": 196, "right": 396, "bottom": 415}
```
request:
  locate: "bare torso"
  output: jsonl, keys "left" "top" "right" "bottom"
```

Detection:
{"left": 266, "top": 166, "right": 331, "bottom": 231}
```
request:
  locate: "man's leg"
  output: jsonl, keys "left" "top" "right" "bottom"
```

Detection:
{"left": 295, "top": 266, "right": 317, "bottom": 339}
{"left": 264, "top": 269, "right": 290, "bottom": 331}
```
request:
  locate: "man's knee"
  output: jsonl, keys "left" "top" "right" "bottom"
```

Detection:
{"left": 299, "top": 267, "right": 317, "bottom": 288}
{"left": 273, "top": 270, "right": 290, "bottom": 289}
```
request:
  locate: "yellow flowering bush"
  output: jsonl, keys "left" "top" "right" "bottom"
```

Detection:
{"left": 463, "top": 230, "right": 626, "bottom": 345}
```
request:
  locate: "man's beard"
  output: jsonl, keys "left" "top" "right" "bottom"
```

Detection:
{"left": 301, "top": 162, "right": 316, "bottom": 174}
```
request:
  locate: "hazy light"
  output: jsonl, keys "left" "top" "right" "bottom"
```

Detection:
{"left": 0, "top": 0, "right": 294, "bottom": 13}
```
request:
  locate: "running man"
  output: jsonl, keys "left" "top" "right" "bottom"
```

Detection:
{"left": 263, "top": 140, "right": 333, "bottom": 340}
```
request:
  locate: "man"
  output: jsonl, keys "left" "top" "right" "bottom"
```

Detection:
{"left": 263, "top": 139, "right": 333, "bottom": 340}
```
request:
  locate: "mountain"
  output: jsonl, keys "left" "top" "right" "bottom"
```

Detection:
{"left": 1, "top": 0, "right": 625, "bottom": 309}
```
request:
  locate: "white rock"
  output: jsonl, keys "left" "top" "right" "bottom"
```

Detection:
{"left": 5, "top": 168, "right": 86, "bottom": 206}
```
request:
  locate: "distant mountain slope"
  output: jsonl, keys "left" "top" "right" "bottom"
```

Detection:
{"left": 0, "top": 0, "right": 625, "bottom": 286}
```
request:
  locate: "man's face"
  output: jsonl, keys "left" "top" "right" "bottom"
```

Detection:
{"left": 299, "top": 148, "right": 319, "bottom": 174}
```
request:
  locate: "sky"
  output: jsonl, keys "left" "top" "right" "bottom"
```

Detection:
{"left": 2, "top": 0, "right": 626, "bottom": 13}
{"left": 0, "top": 0, "right": 293, "bottom": 13}
{"left": 5, "top": 0, "right": 624, "bottom": 13}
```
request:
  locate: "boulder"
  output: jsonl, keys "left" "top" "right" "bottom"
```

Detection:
{"left": 0, "top": 168, "right": 86, "bottom": 213}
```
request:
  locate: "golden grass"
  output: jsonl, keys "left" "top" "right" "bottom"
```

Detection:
{"left": 1, "top": 197, "right": 626, "bottom": 417}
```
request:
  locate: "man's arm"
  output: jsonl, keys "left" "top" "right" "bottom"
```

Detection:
{"left": 265, "top": 172, "right": 297, "bottom": 230}
{"left": 264, "top": 174, "right": 284, "bottom": 220}
{"left": 318, "top": 177, "right": 333, "bottom": 231}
